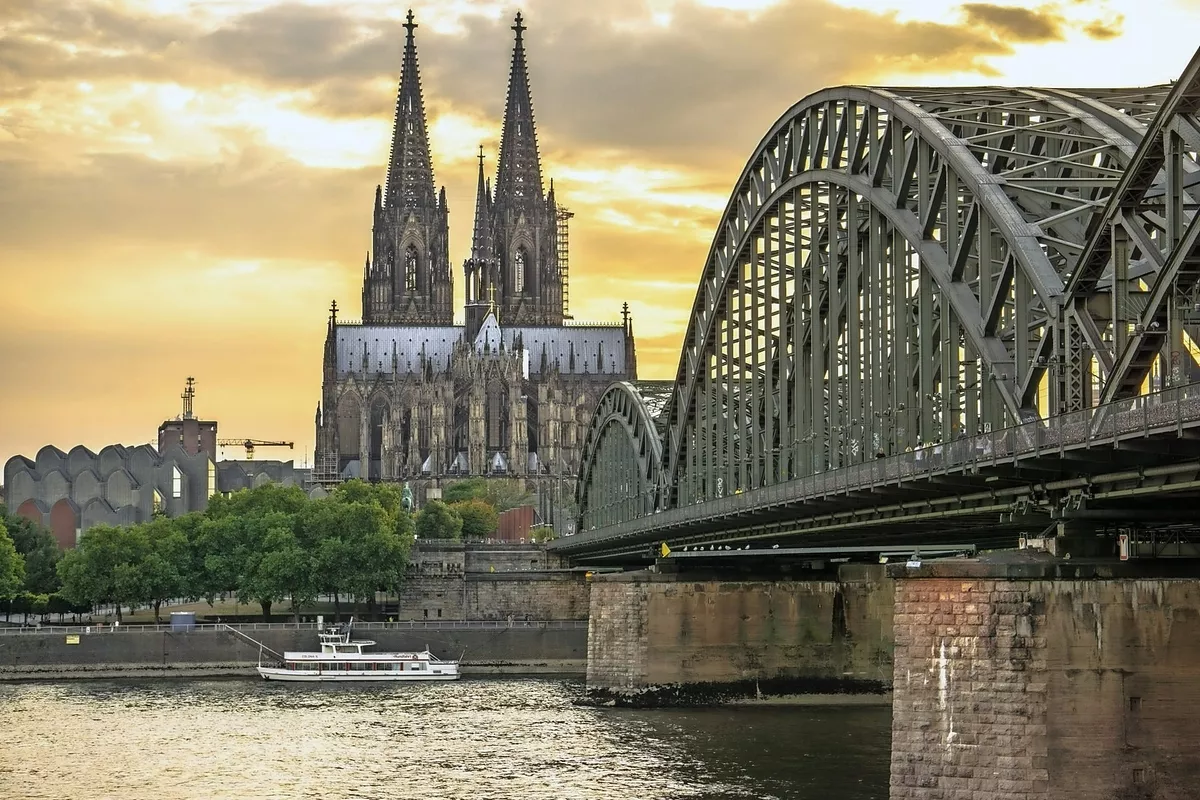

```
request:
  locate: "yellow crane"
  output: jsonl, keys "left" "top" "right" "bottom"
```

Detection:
{"left": 217, "top": 439, "right": 294, "bottom": 460}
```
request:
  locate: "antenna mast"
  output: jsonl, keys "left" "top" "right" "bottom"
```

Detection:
{"left": 181, "top": 377, "right": 196, "bottom": 420}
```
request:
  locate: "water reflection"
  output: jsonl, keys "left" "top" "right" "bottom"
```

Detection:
{"left": 0, "top": 679, "right": 889, "bottom": 800}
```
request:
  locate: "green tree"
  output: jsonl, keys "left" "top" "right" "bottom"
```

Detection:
{"left": 530, "top": 525, "right": 558, "bottom": 544}
{"left": 255, "top": 526, "right": 318, "bottom": 624}
{"left": 206, "top": 483, "right": 308, "bottom": 520}
{"left": 136, "top": 518, "right": 190, "bottom": 622}
{"left": 56, "top": 524, "right": 143, "bottom": 621}
{"left": 441, "top": 478, "right": 532, "bottom": 511}
{"left": 451, "top": 499, "right": 499, "bottom": 540}
{"left": 235, "top": 510, "right": 297, "bottom": 620}
{"left": 296, "top": 498, "right": 407, "bottom": 619}
{"left": 0, "top": 505, "right": 60, "bottom": 594}
{"left": 442, "top": 478, "right": 489, "bottom": 505}
{"left": 0, "top": 519, "right": 26, "bottom": 598}
{"left": 415, "top": 500, "right": 463, "bottom": 541}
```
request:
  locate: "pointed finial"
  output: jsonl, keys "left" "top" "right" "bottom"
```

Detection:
{"left": 478, "top": 144, "right": 485, "bottom": 171}
{"left": 330, "top": 299, "right": 339, "bottom": 325}
{"left": 488, "top": 283, "right": 497, "bottom": 314}
{"left": 404, "top": 9, "right": 417, "bottom": 39}
{"left": 622, "top": 301, "right": 630, "bottom": 329}
{"left": 512, "top": 11, "right": 525, "bottom": 40}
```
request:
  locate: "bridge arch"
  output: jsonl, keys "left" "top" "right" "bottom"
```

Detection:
{"left": 568, "top": 52, "right": 1200, "bottom": 544}
{"left": 577, "top": 382, "right": 666, "bottom": 532}
{"left": 661, "top": 84, "right": 1177, "bottom": 508}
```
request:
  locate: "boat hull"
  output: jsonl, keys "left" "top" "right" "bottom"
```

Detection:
{"left": 257, "top": 666, "right": 460, "bottom": 682}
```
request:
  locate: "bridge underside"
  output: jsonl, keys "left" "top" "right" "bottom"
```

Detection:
{"left": 563, "top": 48, "right": 1200, "bottom": 565}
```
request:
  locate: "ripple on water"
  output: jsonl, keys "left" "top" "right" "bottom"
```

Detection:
{"left": 0, "top": 678, "right": 890, "bottom": 800}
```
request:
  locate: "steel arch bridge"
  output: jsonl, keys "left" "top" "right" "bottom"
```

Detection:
{"left": 564, "top": 46, "right": 1200, "bottom": 560}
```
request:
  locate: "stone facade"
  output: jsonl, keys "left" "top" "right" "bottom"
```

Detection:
{"left": 585, "top": 566, "right": 895, "bottom": 706}
{"left": 3, "top": 444, "right": 216, "bottom": 548}
{"left": 396, "top": 541, "right": 586, "bottom": 622}
{"left": 313, "top": 13, "right": 636, "bottom": 500}
{"left": 890, "top": 564, "right": 1200, "bottom": 800}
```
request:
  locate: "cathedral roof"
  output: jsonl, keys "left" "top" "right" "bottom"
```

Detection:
{"left": 473, "top": 309, "right": 503, "bottom": 354}
{"left": 334, "top": 322, "right": 629, "bottom": 377}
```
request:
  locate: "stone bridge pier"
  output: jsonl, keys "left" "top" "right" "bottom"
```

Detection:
{"left": 584, "top": 564, "right": 895, "bottom": 706}
{"left": 585, "top": 559, "right": 1200, "bottom": 799}
{"left": 889, "top": 560, "right": 1200, "bottom": 800}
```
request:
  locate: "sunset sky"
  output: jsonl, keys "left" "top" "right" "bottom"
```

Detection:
{"left": 2, "top": 0, "right": 1199, "bottom": 469}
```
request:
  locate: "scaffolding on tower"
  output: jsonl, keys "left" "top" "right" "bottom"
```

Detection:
{"left": 312, "top": 450, "right": 342, "bottom": 490}
{"left": 556, "top": 206, "right": 574, "bottom": 319}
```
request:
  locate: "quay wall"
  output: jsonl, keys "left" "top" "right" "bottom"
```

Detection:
{"left": 397, "top": 574, "right": 590, "bottom": 622}
{"left": 585, "top": 564, "right": 894, "bottom": 706}
{"left": 0, "top": 624, "right": 587, "bottom": 680}
{"left": 889, "top": 563, "right": 1200, "bottom": 800}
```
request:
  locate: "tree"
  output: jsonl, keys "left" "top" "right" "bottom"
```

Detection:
{"left": 254, "top": 526, "right": 318, "bottom": 624}
{"left": 206, "top": 483, "right": 308, "bottom": 520}
{"left": 0, "top": 505, "right": 60, "bottom": 594}
{"left": 295, "top": 497, "right": 409, "bottom": 619}
{"left": 451, "top": 499, "right": 499, "bottom": 540}
{"left": 135, "top": 518, "right": 189, "bottom": 623}
{"left": 442, "top": 478, "right": 532, "bottom": 511}
{"left": 442, "top": 478, "right": 489, "bottom": 505}
{"left": 530, "top": 526, "right": 558, "bottom": 544}
{"left": 0, "top": 519, "right": 26, "bottom": 598}
{"left": 56, "top": 524, "right": 143, "bottom": 621}
{"left": 415, "top": 500, "right": 463, "bottom": 541}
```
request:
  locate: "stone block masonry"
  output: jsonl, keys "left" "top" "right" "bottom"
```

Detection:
{"left": 0, "top": 625, "right": 588, "bottom": 680}
{"left": 586, "top": 564, "right": 894, "bottom": 706}
{"left": 889, "top": 561, "right": 1200, "bottom": 800}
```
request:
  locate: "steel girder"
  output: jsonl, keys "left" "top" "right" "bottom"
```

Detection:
{"left": 658, "top": 84, "right": 1179, "bottom": 511}
{"left": 1049, "top": 50, "right": 1200, "bottom": 412}
{"left": 572, "top": 50, "right": 1200, "bottom": 536}
{"left": 576, "top": 381, "right": 665, "bottom": 531}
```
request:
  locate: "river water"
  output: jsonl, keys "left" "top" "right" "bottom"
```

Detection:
{"left": 0, "top": 678, "right": 891, "bottom": 799}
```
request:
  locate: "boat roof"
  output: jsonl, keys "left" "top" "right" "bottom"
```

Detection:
{"left": 282, "top": 650, "right": 442, "bottom": 661}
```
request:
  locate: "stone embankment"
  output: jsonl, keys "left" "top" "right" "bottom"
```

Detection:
{"left": 584, "top": 564, "right": 894, "bottom": 707}
{"left": 0, "top": 621, "right": 587, "bottom": 680}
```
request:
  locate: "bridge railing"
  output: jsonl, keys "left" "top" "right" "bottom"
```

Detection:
{"left": 565, "top": 380, "right": 1200, "bottom": 547}
{"left": 0, "top": 619, "right": 590, "bottom": 636}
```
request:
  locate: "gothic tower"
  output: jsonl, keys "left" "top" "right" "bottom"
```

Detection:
{"left": 466, "top": 12, "right": 562, "bottom": 329}
{"left": 362, "top": 10, "right": 453, "bottom": 325}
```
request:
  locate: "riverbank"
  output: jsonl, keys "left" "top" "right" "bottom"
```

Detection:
{"left": 0, "top": 622, "right": 587, "bottom": 680}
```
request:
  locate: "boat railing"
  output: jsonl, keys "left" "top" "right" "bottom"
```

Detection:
{"left": 0, "top": 619, "right": 590, "bottom": 635}
{"left": 220, "top": 624, "right": 287, "bottom": 664}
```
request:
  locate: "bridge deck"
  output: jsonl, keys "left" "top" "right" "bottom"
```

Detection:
{"left": 555, "top": 383, "right": 1200, "bottom": 559}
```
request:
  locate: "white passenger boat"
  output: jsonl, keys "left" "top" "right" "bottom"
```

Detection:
{"left": 256, "top": 623, "right": 460, "bottom": 682}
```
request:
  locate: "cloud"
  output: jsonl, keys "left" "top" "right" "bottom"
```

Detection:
{"left": 1082, "top": 15, "right": 1124, "bottom": 40}
{"left": 960, "top": 4, "right": 1065, "bottom": 43}
{"left": 0, "top": 0, "right": 1186, "bottom": 468}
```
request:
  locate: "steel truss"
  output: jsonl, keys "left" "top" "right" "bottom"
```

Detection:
{"left": 576, "top": 382, "right": 665, "bottom": 530}
{"left": 575, "top": 47, "right": 1200, "bottom": 539}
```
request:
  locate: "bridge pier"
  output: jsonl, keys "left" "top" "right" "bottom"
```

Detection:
{"left": 585, "top": 564, "right": 894, "bottom": 706}
{"left": 889, "top": 560, "right": 1200, "bottom": 800}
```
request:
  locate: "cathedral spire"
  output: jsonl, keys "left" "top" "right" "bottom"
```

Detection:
{"left": 495, "top": 11, "right": 543, "bottom": 209}
{"left": 471, "top": 145, "right": 492, "bottom": 261}
{"left": 384, "top": 9, "right": 435, "bottom": 211}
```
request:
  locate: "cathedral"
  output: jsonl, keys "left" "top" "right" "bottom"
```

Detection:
{"left": 313, "top": 11, "right": 637, "bottom": 522}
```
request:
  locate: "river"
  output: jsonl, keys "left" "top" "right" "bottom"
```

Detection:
{"left": 0, "top": 678, "right": 891, "bottom": 799}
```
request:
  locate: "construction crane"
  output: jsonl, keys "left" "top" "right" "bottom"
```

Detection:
{"left": 217, "top": 439, "right": 294, "bottom": 460}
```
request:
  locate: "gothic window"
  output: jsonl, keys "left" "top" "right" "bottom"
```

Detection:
{"left": 514, "top": 247, "right": 527, "bottom": 294}
{"left": 405, "top": 245, "right": 418, "bottom": 292}
{"left": 172, "top": 466, "right": 183, "bottom": 500}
